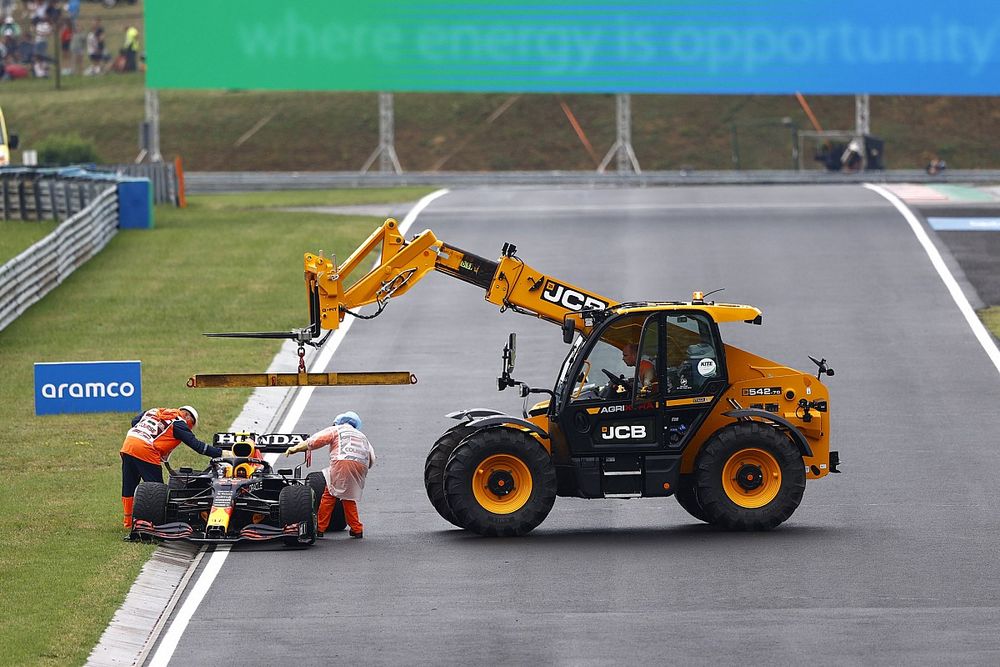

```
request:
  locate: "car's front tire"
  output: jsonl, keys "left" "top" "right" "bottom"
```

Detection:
{"left": 279, "top": 485, "right": 316, "bottom": 546}
{"left": 133, "top": 481, "right": 169, "bottom": 526}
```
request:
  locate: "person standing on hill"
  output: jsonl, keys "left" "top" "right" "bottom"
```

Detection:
{"left": 121, "top": 24, "right": 138, "bottom": 71}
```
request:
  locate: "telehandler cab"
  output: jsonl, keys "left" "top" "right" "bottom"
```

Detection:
{"left": 195, "top": 218, "right": 839, "bottom": 536}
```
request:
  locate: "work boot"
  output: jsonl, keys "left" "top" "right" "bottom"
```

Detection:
{"left": 349, "top": 530, "right": 363, "bottom": 539}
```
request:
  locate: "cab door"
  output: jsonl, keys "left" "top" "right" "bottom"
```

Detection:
{"left": 659, "top": 311, "right": 728, "bottom": 454}
{"left": 558, "top": 313, "right": 662, "bottom": 456}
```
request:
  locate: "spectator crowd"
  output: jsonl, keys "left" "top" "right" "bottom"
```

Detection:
{"left": 1, "top": 0, "right": 140, "bottom": 81}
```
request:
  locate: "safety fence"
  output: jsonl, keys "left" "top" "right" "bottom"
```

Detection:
{"left": 0, "top": 164, "right": 161, "bottom": 333}
{"left": 1, "top": 167, "right": 120, "bottom": 221}
{"left": 184, "top": 168, "right": 1000, "bottom": 194}
{"left": 0, "top": 186, "right": 118, "bottom": 332}
{"left": 104, "top": 161, "right": 179, "bottom": 206}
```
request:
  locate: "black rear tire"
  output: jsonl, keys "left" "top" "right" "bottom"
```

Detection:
{"left": 306, "top": 472, "right": 326, "bottom": 512}
{"left": 443, "top": 428, "right": 556, "bottom": 537}
{"left": 328, "top": 499, "right": 347, "bottom": 532}
{"left": 674, "top": 474, "right": 709, "bottom": 523}
{"left": 133, "top": 481, "right": 169, "bottom": 526}
{"left": 279, "top": 484, "right": 317, "bottom": 546}
{"left": 694, "top": 422, "right": 805, "bottom": 531}
{"left": 424, "top": 424, "right": 474, "bottom": 528}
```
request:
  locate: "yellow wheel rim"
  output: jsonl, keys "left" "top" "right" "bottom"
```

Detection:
{"left": 722, "top": 448, "right": 782, "bottom": 508}
{"left": 472, "top": 454, "right": 533, "bottom": 514}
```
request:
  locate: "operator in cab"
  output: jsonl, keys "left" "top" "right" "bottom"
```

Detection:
{"left": 284, "top": 411, "right": 375, "bottom": 539}
{"left": 119, "top": 405, "right": 223, "bottom": 530}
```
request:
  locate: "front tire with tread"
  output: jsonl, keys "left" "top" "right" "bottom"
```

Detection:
{"left": 694, "top": 422, "right": 805, "bottom": 531}
{"left": 674, "top": 474, "right": 709, "bottom": 523}
{"left": 424, "top": 424, "right": 474, "bottom": 528}
{"left": 133, "top": 481, "right": 169, "bottom": 526}
{"left": 443, "top": 428, "right": 556, "bottom": 537}
{"left": 279, "top": 484, "right": 317, "bottom": 546}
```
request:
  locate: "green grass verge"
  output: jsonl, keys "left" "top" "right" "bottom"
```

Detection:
{"left": 980, "top": 306, "right": 1000, "bottom": 340}
{"left": 193, "top": 187, "right": 434, "bottom": 210}
{"left": 0, "top": 187, "right": 430, "bottom": 666}
{"left": 0, "top": 220, "right": 59, "bottom": 264}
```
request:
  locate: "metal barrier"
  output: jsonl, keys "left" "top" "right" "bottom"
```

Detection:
{"left": 185, "top": 169, "right": 1000, "bottom": 194}
{"left": 106, "top": 162, "right": 178, "bottom": 205}
{"left": 0, "top": 187, "right": 118, "bottom": 332}
{"left": 1, "top": 168, "right": 120, "bottom": 221}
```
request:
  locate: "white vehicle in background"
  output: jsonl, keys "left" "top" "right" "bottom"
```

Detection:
{"left": 0, "top": 106, "right": 18, "bottom": 166}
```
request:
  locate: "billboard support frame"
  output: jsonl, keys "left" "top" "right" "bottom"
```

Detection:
{"left": 360, "top": 92, "right": 402, "bottom": 174}
{"left": 597, "top": 94, "right": 640, "bottom": 175}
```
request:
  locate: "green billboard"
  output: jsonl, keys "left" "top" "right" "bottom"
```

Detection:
{"left": 146, "top": 0, "right": 999, "bottom": 94}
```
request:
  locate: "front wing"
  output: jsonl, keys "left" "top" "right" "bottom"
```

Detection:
{"left": 132, "top": 519, "right": 313, "bottom": 545}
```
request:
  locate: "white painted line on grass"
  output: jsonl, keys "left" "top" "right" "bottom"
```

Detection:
{"left": 144, "top": 187, "right": 449, "bottom": 666}
{"left": 865, "top": 183, "right": 1000, "bottom": 375}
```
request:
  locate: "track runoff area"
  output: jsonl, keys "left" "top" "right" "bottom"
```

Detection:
{"left": 142, "top": 185, "right": 1000, "bottom": 665}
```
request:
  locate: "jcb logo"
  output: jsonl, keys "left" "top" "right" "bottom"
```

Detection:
{"left": 542, "top": 280, "right": 608, "bottom": 312}
{"left": 601, "top": 425, "right": 646, "bottom": 440}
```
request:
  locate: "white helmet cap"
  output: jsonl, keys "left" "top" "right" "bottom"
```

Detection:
{"left": 179, "top": 405, "right": 199, "bottom": 427}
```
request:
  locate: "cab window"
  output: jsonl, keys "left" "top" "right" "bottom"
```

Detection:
{"left": 570, "top": 314, "right": 653, "bottom": 403}
{"left": 665, "top": 313, "right": 721, "bottom": 394}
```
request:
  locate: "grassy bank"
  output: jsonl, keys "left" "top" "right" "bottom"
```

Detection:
{"left": 3, "top": 71, "right": 1000, "bottom": 172}
{"left": 0, "top": 187, "right": 429, "bottom": 666}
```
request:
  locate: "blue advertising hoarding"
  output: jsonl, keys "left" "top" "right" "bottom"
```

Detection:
{"left": 34, "top": 361, "right": 142, "bottom": 415}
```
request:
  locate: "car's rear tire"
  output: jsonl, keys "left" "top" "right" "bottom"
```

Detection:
{"left": 424, "top": 424, "right": 474, "bottom": 529}
{"left": 694, "top": 422, "right": 805, "bottom": 531}
{"left": 279, "top": 484, "right": 316, "bottom": 546}
{"left": 443, "top": 428, "right": 556, "bottom": 536}
{"left": 328, "top": 499, "right": 347, "bottom": 532}
{"left": 306, "top": 472, "right": 326, "bottom": 512}
{"left": 674, "top": 474, "right": 709, "bottom": 523}
{"left": 133, "top": 481, "right": 169, "bottom": 526}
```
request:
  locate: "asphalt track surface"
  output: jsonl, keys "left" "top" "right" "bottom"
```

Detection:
{"left": 161, "top": 185, "right": 1000, "bottom": 665}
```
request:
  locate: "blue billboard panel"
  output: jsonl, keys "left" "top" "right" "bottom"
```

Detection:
{"left": 34, "top": 361, "right": 142, "bottom": 415}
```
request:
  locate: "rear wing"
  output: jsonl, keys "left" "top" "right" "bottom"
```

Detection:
{"left": 213, "top": 432, "right": 311, "bottom": 454}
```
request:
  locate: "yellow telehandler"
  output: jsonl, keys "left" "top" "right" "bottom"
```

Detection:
{"left": 194, "top": 218, "right": 839, "bottom": 536}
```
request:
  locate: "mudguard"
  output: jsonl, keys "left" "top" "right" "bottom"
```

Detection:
{"left": 447, "top": 408, "right": 508, "bottom": 421}
{"left": 449, "top": 412, "right": 550, "bottom": 441}
{"left": 723, "top": 409, "right": 813, "bottom": 457}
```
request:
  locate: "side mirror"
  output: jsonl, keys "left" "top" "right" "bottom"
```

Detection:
{"left": 9, "top": 135, "right": 19, "bottom": 150}
{"left": 562, "top": 318, "right": 575, "bottom": 344}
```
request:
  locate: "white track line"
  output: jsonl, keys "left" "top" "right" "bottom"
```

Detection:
{"left": 146, "top": 547, "right": 229, "bottom": 667}
{"left": 864, "top": 183, "right": 1000, "bottom": 375}
{"left": 144, "top": 188, "right": 449, "bottom": 666}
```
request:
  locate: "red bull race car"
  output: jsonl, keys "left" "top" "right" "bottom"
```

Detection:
{"left": 130, "top": 432, "right": 325, "bottom": 547}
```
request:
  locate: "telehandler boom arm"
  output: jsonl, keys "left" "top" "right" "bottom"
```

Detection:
{"left": 304, "top": 218, "right": 617, "bottom": 335}
{"left": 189, "top": 218, "right": 615, "bottom": 389}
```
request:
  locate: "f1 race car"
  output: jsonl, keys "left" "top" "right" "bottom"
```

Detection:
{"left": 131, "top": 432, "right": 324, "bottom": 547}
